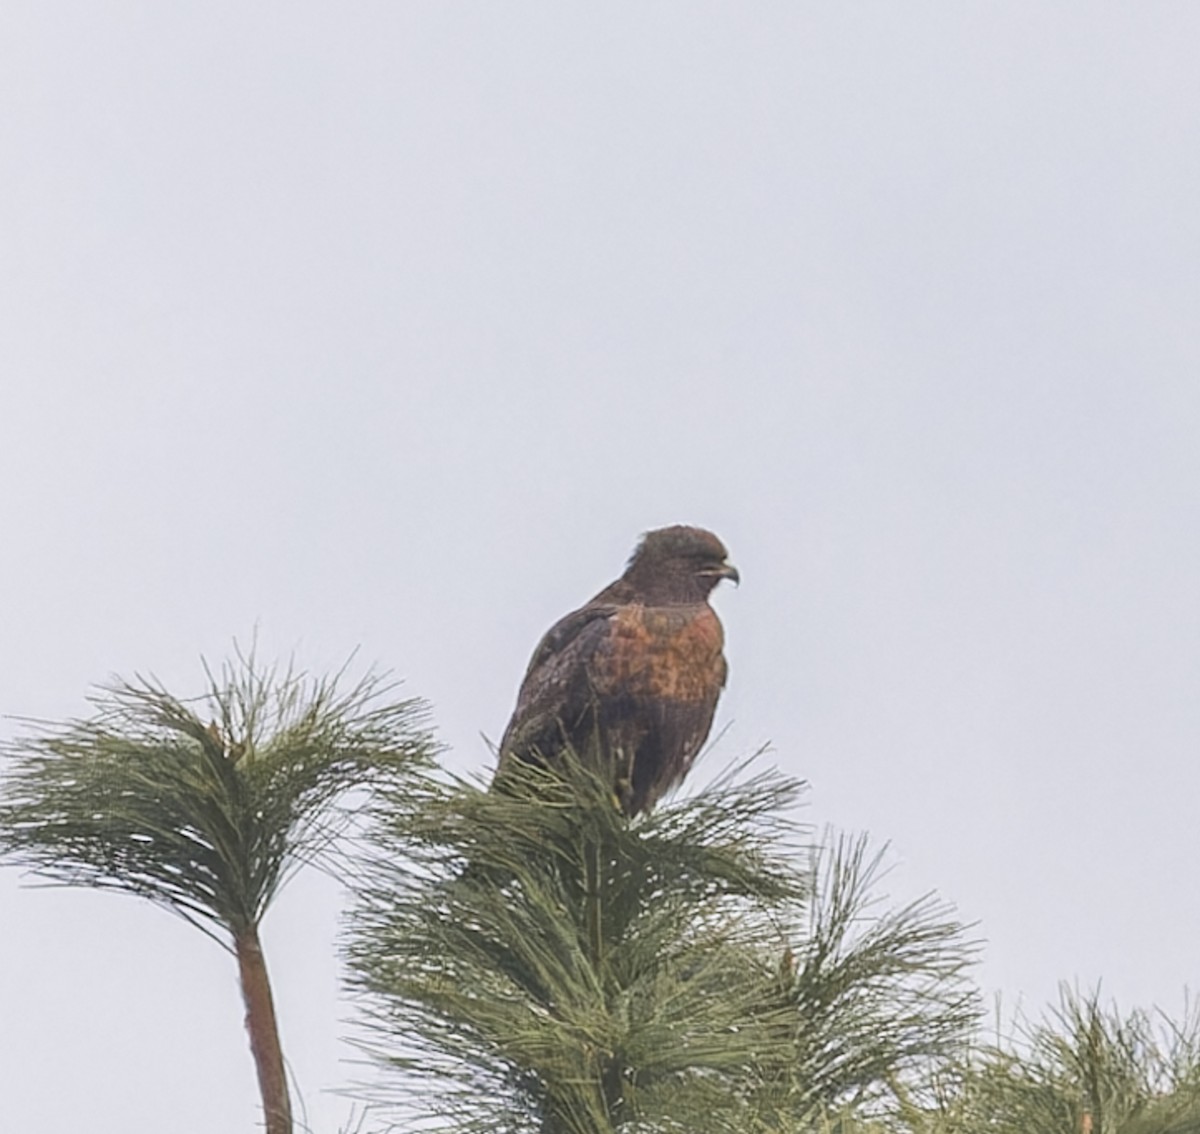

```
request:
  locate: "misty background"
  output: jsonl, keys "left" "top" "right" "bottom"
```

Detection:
{"left": 1, "top": 5, "right": 1198, "bottom": 1131}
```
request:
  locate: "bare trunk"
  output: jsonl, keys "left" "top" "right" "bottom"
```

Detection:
{"left": 234, "top": 925, "right": 293, "bottom": 1134}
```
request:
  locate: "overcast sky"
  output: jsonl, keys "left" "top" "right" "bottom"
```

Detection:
{"left": 2, "top": 5, "right": 1199, "bottom": 1131}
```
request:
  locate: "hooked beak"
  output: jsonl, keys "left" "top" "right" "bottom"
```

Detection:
{"left": 715, "top": 562, "right": 740, "bottom": 586}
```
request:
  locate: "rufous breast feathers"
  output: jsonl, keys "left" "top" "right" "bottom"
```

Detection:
{"left": 592, "top": 604, "right": 726, "bottom": 703}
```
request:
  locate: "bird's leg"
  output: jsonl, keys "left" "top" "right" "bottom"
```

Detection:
{"left": 611, "top": 744, "right": 635, "bottom": 814}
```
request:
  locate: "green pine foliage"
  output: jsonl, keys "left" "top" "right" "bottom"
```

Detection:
{"left": 915, "top": 989, "right": 1200, "bottom": 1134}
{"left": 0, "top": 652, "right": 438, "bottom": 1134}
{"left": 0, "top": 654, "right": 434, "bottom": 944}
{"left": 344, "top": 752, "right": 979, "bottom": 1134}
{"left": 756, "top": 832, "right": 980, "bottom": 1124}
{"left": 6, "top": 653, "right": 1200, "bottom": 1134}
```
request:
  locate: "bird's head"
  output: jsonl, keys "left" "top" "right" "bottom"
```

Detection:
{"left": 624, "top": 525, "right": 739, "bottom": 603}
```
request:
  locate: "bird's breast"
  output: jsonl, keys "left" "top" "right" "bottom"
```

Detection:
{"left": 593, "top": 604, "right": 726, "bottom": 701}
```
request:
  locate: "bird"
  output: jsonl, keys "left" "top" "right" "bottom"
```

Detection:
{"left": 495, "top": 525, "right": 739, "bottom": 816}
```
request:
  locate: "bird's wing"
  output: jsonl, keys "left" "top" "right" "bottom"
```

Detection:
{"left": 498, "top": 603, "right": 618, "bottom": 761}
{"left": 521, "top": 603, "right": 616, "bottom": 681}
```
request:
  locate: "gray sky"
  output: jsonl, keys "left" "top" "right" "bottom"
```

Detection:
{"left": 2, "top": 5, "right": 1198, "bottom": 1131}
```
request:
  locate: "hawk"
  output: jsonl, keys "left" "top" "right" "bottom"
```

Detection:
{"left": 496, "top": 525, "right": 738, "bottom": 816}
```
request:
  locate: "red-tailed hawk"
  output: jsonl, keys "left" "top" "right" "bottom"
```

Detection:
{"left": 496, "top": 525, "right": 738, "bottom": 816}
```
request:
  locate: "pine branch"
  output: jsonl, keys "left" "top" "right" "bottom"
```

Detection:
{"left": 0, "top": 649, "right": 437, "bottom": 1133}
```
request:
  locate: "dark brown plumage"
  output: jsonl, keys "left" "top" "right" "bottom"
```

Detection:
{"left": 496, "top": 525, "right": 738, "bottom": 816}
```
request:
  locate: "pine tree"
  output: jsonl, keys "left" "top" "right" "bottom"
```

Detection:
{"left": 0, "top": 652, "right": 435, "bottom": 1134}
{"left": 345, "top": 751, "right": 978, "bottom": 1133}
{"left": 919, "top": 988, "right": 1200, "bottom": 1134}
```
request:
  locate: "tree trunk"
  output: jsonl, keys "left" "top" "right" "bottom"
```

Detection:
{"left": 234, "top": 924, "right": 293, "bottom": 1134}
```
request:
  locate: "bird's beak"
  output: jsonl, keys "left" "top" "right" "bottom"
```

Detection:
{"left": 718, "top": 562, "right": 740, "bottom": 586}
